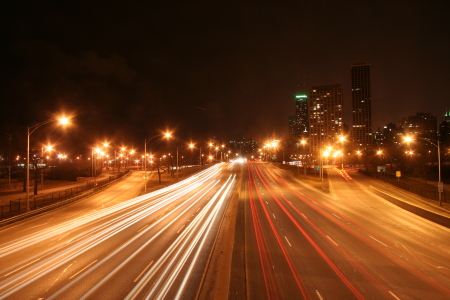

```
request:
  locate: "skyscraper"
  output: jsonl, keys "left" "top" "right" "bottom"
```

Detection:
{"left": 288, "top": 114, "right": 296, "bottom": 138}
{"left": 294, "top": 94, "right": 309, "bottom": 139}
{"left": 351, "top": 62, "right": 372, "bottom": 146}
{"left": 309, "top": 84, "right": 344, "bottom": 155}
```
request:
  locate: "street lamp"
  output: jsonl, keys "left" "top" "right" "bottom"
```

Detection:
{"left": 404, "top": 136, "right": 442, "bottom": 206}
{"left": 144, "top": 132, "right": 171, "bottom": 191}
{"left": 26, "top": 117, "right": 70, "bottom": 212}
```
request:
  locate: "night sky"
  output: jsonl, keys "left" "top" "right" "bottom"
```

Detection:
{"left": 1, "top": 1, "right": 449, "bottom": 153}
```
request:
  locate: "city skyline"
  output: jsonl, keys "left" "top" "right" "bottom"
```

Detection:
{"left": 1, "top": 1, "right": 449, "bottom": 147}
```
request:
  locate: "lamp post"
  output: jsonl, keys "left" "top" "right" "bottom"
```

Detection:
{"left": 144, "top": 132, "right": 171, "bottom": 192}
{"left": 300, "top": 140, "right": 307, "bottom": 177}
{"left": 339, "top": 136, "right": 346, "bottom": 169}
{"left": 26, "top": 117, "right": 69, "bottom": 212}
{"left": 405, "top": 136, "right": 443, "bottom": 206}
{"left": 321, "top": 147, "right": 331, "bottom": 190}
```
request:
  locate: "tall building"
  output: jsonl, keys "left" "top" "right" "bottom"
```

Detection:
{"left": 400, "top": 112, "right": 437, "bottom": 141}
{"left": 288, "top": 115, "right": 296, "bottom": 138}
{"left": 294, "top": 94, "right": 309, "bottom": 139}
{"left": 351, "top": 62, "right": 372, "bottom": 146}
{"left": 309, "top": 84, "right": 344, "bottom": 155}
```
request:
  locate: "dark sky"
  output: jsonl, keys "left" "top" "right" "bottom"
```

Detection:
{"left": 1, "top": 1, "right": 449, "bottom": 152}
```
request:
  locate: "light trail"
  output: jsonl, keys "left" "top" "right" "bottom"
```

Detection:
{"left": 0, "top": 164, "right": 235, "bottom": 299}
{"left": 248, "top": 164, "right": 311, "bottom": 299}
{"left": 0, "top": 165, "right": 222, "bottom": 258}
{"left": 47, "top": 178, "right": 222, "bottom": 300}
{"left": 258, "top": 163, "right": 450, "bottom": 298}
{"left": 251, "top": 163, "right": 364, "bottom": 299}
{"left": 126, "top": 175, "right": 236, "bottom": 299}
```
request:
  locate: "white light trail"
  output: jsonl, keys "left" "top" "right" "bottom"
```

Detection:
{"left": 0, "top": 165, "right": 227, "bottom": 299}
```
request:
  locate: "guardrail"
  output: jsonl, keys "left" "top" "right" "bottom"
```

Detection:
{"left": 0, "top": 171, "right": 130, "bottom": 225}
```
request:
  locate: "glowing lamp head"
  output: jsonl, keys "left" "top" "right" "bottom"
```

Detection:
{"left": 59, "top": 117, "right": 70, "bottom": 125}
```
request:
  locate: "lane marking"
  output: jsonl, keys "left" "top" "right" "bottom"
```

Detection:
{"left": 138, "top": 224, "right": 149, "bottom": 232}
{"left": 4, "top": 258, "right": 41, "bottom": 277}
{"left": 301, "top": 213, "right": 307, "bottom": 219}
{"left": 177, "top": 224, "right": 185, "bottom": 234}
{"left": 327, "top": 235, "right": 339, "bottom": 246}
{"left": 272, "top": 213, "right": 276, "bottom": 219}
{"left": 370, "top": 236, "right": 387, "bottom": 248}
{"left": 284, "top": 236, "right": 292, "bottom": 247}
{"left": 389, "top": 291, "right": 401, "bottom": 300}
{"left": 134, "top": 261, "right": 154, "bottom": 283}
{"left": 333, "top": 213, "right": 341, "bottom": 219}
{"left": 316, "top": 290, "right": 324, "bottom": 300}
{"left": 69, "top": 260, "right": 98, "bottom": 280}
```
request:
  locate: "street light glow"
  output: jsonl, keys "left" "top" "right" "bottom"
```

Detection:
{"left": 59, "top": 117, "right": 70, "bottom": 125}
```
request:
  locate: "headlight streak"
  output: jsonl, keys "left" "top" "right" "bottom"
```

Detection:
{"left": 49, "top": 180, "right": 222, "bottom": 300}
{"left": 1, "top": 177, "right": 207, "bottom": 277}
{"left": 126, "top": 175, "right": 236, "bottom": 300}
{"left": 227, "top": 162, "right": 236, "bottom": 170}
{"left": 169, "top": 175, "right": 236, "bottom": 300}
{"left": 0, "top": 165, "right": 225, "bottom": 298}
{"left": 0, "top": 179, "right": 217, "bottom": 299}
{"left": 0, "top": 165, "right": 222, "bottom": 259}
{"left": 147, "top": 177, "right": 234, "bottom": 300}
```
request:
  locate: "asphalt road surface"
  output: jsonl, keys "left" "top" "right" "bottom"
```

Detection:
{"left": 230, "top": 162, "right": 450, "bottom": 300}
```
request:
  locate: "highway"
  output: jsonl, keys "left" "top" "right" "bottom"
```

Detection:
{"left": 2, "top": 161, "right": 450, "bottom": 299}
{"left": 0, "top": 163, "right": 237, "bottom": 300}
{"left": 235, "top": 162, "right": 450, "bottom": 300}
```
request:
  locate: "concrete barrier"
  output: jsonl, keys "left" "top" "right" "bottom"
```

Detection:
{"left": 370, "top": 186, "right": 450, "bottom": 228}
